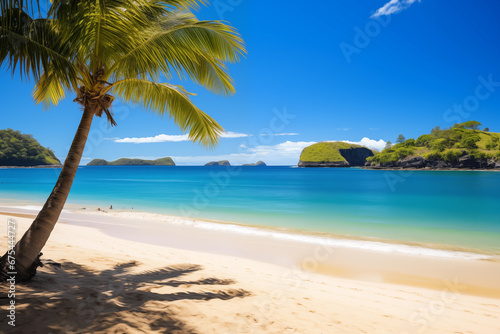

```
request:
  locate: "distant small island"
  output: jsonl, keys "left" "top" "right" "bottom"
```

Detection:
{"left": 87, "top": 157, "right": 175, "bottom": 166}
{"left": 298, "top": 142, "right": 374, "bottom": 167}
{"left": 242, "top": 161, "right": 267, "bottom": 166}
{"left": 0, "top": 129, "right": 61, "bottom": 167}
{"left": 205, "top": 160, "right": 231, "bottom": 166}
{"left": 365, "top": 121, "right": 500, "bottom": 170}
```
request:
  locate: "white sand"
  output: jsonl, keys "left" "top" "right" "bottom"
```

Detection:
{"left": 0, "top": 207, "right": 499, "bottom": 333}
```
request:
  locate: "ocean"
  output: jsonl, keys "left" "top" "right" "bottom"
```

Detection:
{"left": 1, "top": 166, "right": 499, "bottom": 255}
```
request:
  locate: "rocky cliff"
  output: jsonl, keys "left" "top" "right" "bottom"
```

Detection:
{"left": 366, "top": 153, "right": 500, "bottom": 170}
{"left": 298, "top": 142, "right": 374, "bottom": 167}
{"left": 338, "top": 148, "right": 374, "bottom": 166}
{"left": 365, "top": 122, "right": 500, "bottom": 170}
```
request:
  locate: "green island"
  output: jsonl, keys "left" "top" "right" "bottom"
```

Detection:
{"left": 366, "top": 121, "right": 500, "bottom": 169}
{"left": 242, "top": 161, "right": 267, "bottom": 166}
{"left": 298, "top": 142, "right": 375, "bottom": 167}
{"left": 87, "top": 157, "right": 175, "bottom": 166}
{"left": 0, "top": 129, "right": 61, "bottom": 166}
{"left": 205, "top": 160, "right": 231, "bottom": 166}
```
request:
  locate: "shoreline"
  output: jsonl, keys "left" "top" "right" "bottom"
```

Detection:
{"left": 2, "top": 164, "right": 500, "bottom": 171}
{"left": 2, "top": 212, "right": 500, "bottom": 333}
{"left": 2, "top": 205, "right": 500, "bottom": 300}
{"left": 2, "top": 204, "right": 497, "bottom": 261}
{"left": 363, "top": 166, "right": 500, "bottom": 171}
{"left": 0, "top": 165, "right": 62, "bottom": 169}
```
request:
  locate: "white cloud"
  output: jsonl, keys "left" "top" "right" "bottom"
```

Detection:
{"left": 336, "top": 128, "right": 351, "bottom": 131}
{"left": 220, "top": 131, "right": 251, "bottom": 139}
{"left": 168, "top": 141, "right": 315, "bottom": 165}
{"left": 113, "top": 134, "right": 189, "bottom": 143}
{"left": 170, "top": 139, "right": 384, "bottom": 165}
{"left": 277, "top": 133, "right": 299, "bottom": 136}
{"left": 97, "top": 138, "right": 386, "bottom": 165}
{"left": 107, "top": 131, "right": 299, "bottom": 144}
{"left": 341, "top": 137, "right": 386, "bottom": 152}
{"left": 109, "top": 131, "right": 249, "bottom": 144}
{"left": 246, "top": 141, "right": 315, "bottom": 156}
{"left": 371, "top": 0, "right": 420, "bottom": 18}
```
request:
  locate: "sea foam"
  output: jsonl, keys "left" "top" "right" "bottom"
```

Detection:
{"left": 3, "top": 205, "right": 493, "bottom": 261}
{"left": 171, "top": 218, "right": 492, "bottom": 260}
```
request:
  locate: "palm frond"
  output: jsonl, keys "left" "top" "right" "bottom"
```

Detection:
{"left": 112, "top": 78, "right": 223, "bottom": 147}
{"left": 149, "top": 0, "right": 207, "bottom": 11}
{"left": 0, "top": 8, "right": 78, "bottom": 89}
{"left": 33, "top": 70, "right": 66, "bottom": 108}
{"left": 3, "top": 0, "right": 243, "bottom": 149}
{"left": 106, "top": 10, "right": 245, "bottom": 95}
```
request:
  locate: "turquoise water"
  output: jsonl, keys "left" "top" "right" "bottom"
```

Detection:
{"left": 1, "top": 166, "right": 499, "bottom": 253}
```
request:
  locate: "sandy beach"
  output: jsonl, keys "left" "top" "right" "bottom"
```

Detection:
{"left": 1, "top": 207, "right": 500, "bottom": 334}
{"left": 2, "top": 0, "right": 500, "bottom": 333}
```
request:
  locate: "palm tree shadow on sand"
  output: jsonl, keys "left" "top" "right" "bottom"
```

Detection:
{"left": 6, "top": 260, "right": 250, "bottom": 333}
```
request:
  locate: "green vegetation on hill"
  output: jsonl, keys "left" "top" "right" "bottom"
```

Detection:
{"left": 242, "top": 161, "right": 266, "bottom": 166}
{"left": 367, "top": 121, "right": 500, "bottom": 165}
{"left": 300, "top": 142, "right": 365, "bottom": 162}
{"left": 87, "top": 159, "right": 108, "bottom": 166}
{"left": 0, "top": 129, "right": 61, "bottom": 166}
{"left": 87, "top": 157, "right": 175, "bottom": 166}
{"left": 205, "top": 160, "right": 231, "bottom": 166}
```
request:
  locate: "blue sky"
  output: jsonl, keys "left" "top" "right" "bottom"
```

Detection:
{"left": 1, "top": 0, "right": 500, "bottom": 165}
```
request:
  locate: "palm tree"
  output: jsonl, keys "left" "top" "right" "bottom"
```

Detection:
{"left": 0, "top": 0, "right": 245, "bottom": 281}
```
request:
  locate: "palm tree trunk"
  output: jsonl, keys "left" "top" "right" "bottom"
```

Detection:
{"left": 0, "top": 106, "right": 94, "bottom": 282}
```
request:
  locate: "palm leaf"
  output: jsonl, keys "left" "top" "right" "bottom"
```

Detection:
{"left": 3, "top": 0, "right": 242, "bottom": 147}
{"left": 0, "top": 8, "right": 78, "bottom": 89}
{"left": 106, "top": 10, "right": 245, "bottom": 95}
{"left": 32, "top": 69, "right": 66, "bottom": 108}
{"left": 112, "top": 78, "right": 223, "bottom": 147}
